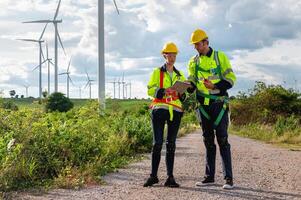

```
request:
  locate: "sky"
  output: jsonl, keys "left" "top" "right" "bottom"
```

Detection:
{"left": 0, "top": 0, "right": 301, "bottom": 99}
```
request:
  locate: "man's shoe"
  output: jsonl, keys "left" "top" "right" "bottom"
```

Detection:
{"left": 195, "top": 176, "right": 215, "bottom": 186}
{"left": 164, "top": 176, "right": 180, "bottom": 188}
{"left": 223, "top": 177, "right": 234, "bottom": 189}
{"left": 143, "top": 176, "right": 159, "bottom": 187}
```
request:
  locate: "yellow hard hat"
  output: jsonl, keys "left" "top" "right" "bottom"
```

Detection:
{"left": 161, "top": 42, "right": 178, "bottom": 54}
{"left": 190, "top": 29, "right": 208, "bottom": 44}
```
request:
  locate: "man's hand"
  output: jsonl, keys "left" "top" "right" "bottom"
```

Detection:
{"left": 203, "top": 79, "right": 215, "bottom": 90}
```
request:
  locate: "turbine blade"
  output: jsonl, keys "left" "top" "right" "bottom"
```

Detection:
{"left": 57, "top": 30, "right": 66, "bottom": 55}
{"left": 58, "top": 72, "right": 67, "bottom": 75}
{"left": 84, "top": 81, "right": 89, "bottom": 89}
{"left": 39, "top": 23, "right": 48, "bottom": 40}
{"left": 69, "top": 76, "right": 75, "bottom": 86}
{"left": 113, "top": 0, "right": 120, "bottom": 15}
{"left": 23, "top": 20, "right": 52, "bottom": 23}
{"left": 32, "top": 64, "right": 40, "bottom": 71}
{"left": 41, "top": 47, "right": 46, "bottom": 62}
{"left": 49, "top": 60, "right": 54, "bottom": 65}
{"left": 46, "top": 42, "right": 49, "bottom": 59}
{"left": 17, "top": 39, "right": 39, "bottom": 42}
{"left": 67, "top": 57, "right": 72, "bottom": 72}
{"left": 54, "top": 0, "right": 62, "bottom": 20}
{"left": 85, "top": 69, "right": 90, "bottom": 80}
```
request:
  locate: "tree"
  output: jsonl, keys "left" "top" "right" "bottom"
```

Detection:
{"left": 46, "top": 92, "right": 74, "bottom": 112}
{"left": 9, "top": 90, "right": 16, "bottom": 98}
{"left": 42, "top": 90, "right": 48, "bottom": 98}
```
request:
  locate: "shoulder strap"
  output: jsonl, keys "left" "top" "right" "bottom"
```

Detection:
{"left": 213, "top": 51, "right": 222, "bottom": 79}
{"left": 194, "top": 55, "right": 199, "bottom": 81}
{"left": 160, "top": 70, "right": 164, "bottom": 88}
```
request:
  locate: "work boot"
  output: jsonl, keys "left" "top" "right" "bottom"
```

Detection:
{"left": 223, "top": 177, "right": 234, "bottom": 189}
{"left": 164, "top": 176, "right": 180, "bottom": 188}
{"left": 195, "top": 176, "right": 215, "bottom": 186}
{"left": 143, "top": 176, "right": 159, "bottom": 187}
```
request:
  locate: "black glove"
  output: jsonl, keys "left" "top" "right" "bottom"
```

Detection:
{"left": 156, "top": 88, "right": 165, "bottom": 99}
{"left": 187, "top": 81, "right": 196, "bottom": 93}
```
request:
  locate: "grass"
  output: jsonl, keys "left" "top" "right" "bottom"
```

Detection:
{"left": 2, "top": 98, "right": 151, "bottom": 110}
{"left": 230, "top": 123, "right": 301, "bottom": 150}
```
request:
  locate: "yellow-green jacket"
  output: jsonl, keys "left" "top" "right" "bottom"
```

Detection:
{"left": 147, "top": 65, "right": 186, "bottom": 120}
{"left": 187, "top": 48, "right": 236, "bottom": 105}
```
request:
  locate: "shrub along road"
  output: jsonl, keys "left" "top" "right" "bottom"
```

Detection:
{"left": 13, "top": 131, "right": 301, "bottom": 200}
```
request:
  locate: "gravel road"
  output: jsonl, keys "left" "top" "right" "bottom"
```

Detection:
{"left": 12, "top": 131, "right": 301, "bottom": 200}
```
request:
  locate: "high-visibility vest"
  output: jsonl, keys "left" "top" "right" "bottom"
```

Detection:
{"left": 188, "top": 49, "right": 236, "bottom": 105}
{"left": 147, "top": 66, "right": 186, "bottom": 120}
{"left": 188, "top": 50, "right": 236, "bottom": 126}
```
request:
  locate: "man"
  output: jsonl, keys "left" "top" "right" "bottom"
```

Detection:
{"left": 187, "top": 29, "right": 236, "bottom": 189}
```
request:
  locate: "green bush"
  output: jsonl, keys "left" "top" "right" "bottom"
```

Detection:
{"left": 231, "top": 82, "right": 301, "bottom": 125}
{"left": 46, "top": 92, "right": 74, "bottom": 112}
{"left": 1, "top": 101, "right": 18, "bottom": 111}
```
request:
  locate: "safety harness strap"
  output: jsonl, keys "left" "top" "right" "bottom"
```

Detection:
{"left": 150, "top": 69, "right": 181, "bottom": 121}
{"left": 194, "top": 51, "right": 229, "bottom": 126}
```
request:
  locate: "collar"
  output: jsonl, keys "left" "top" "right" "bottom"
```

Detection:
{"left": 200, "top": 47, "right": 213, "bottom": 57}
{"left": 160, "top": 64, "right": 180, "bottom": 76}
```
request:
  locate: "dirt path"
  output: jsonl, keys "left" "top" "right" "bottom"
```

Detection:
{"left": 12, "top": 131, "right": 301, "bottom": 200}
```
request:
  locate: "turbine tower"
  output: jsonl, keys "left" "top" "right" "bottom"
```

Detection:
{"left": 98, "top": 0, "right": 120, "bottom": 109}
{"left": 23, "top": 0, "right": 66, "bottom": 93}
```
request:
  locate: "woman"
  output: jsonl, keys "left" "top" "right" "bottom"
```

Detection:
{"left": 144, "top": 42, "right": 186, "bottom": 187}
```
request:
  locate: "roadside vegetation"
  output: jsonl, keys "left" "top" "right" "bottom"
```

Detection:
{"left": 1, "top": 82, "right": 300, "bottom": 193}
{"left": 0, "top": 95, "right": 198, "bottom": 192}
{"left": 230, "top": 81, "right": 301, "bottom": 149}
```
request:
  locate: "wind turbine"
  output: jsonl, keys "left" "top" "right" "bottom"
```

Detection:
{"left": 85, "top": 70, "right": 95, "bottom": 100}
{"left": 121, "top": 73, "right": 126, "bottom": 99}
{"left": 23, "top": 0, "right": 66, "bottom": 93}
{"left": 59, "top": 57, "right": 74, "bottom": 98}
{"left": 18, "top": 23, "right": 48, "bottom": 99}
{"left": 117, "top": 77, "right": 121, "bottom": 99}
{"left": 109, "top": 79, "right": 117, "bottom": 99}
{"left": 23, "top": 84, "right": 30, "bottom": 98}
{"left": 78, "top": 86, "right": 82, "bottom": 99}
{"left": 98, "top": 0, "right": 120, "bottom": 108}
{"left": 126, "top": 81, "right": 131, "bottom": 99}
{"left": 45, "top": 42, "right": 54, "bottom": 95}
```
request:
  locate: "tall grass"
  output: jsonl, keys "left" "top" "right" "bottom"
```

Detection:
{"left": 0, "top": 99, "right": 198, "bottom": 192}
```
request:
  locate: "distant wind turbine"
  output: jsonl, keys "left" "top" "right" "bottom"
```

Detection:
{"left": 126, "top": 81, "right": 131, "bottom": 99}
{"left": 59, "top": 57, "right": 74, "bottom": 98}
{"left": 85, "top": 70, "right": 95, "bottom": 100}
{"left": 17, "top": 23, "right": 48, "bottom": 99}
{"left": 23, "top": 0, "right": 66, "bottom": 93}
{"left": 109, "top": 78, "right": 117, "bottom": 99}
{"left": 23, "top": 84, "right": 30, "bottom": 98}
